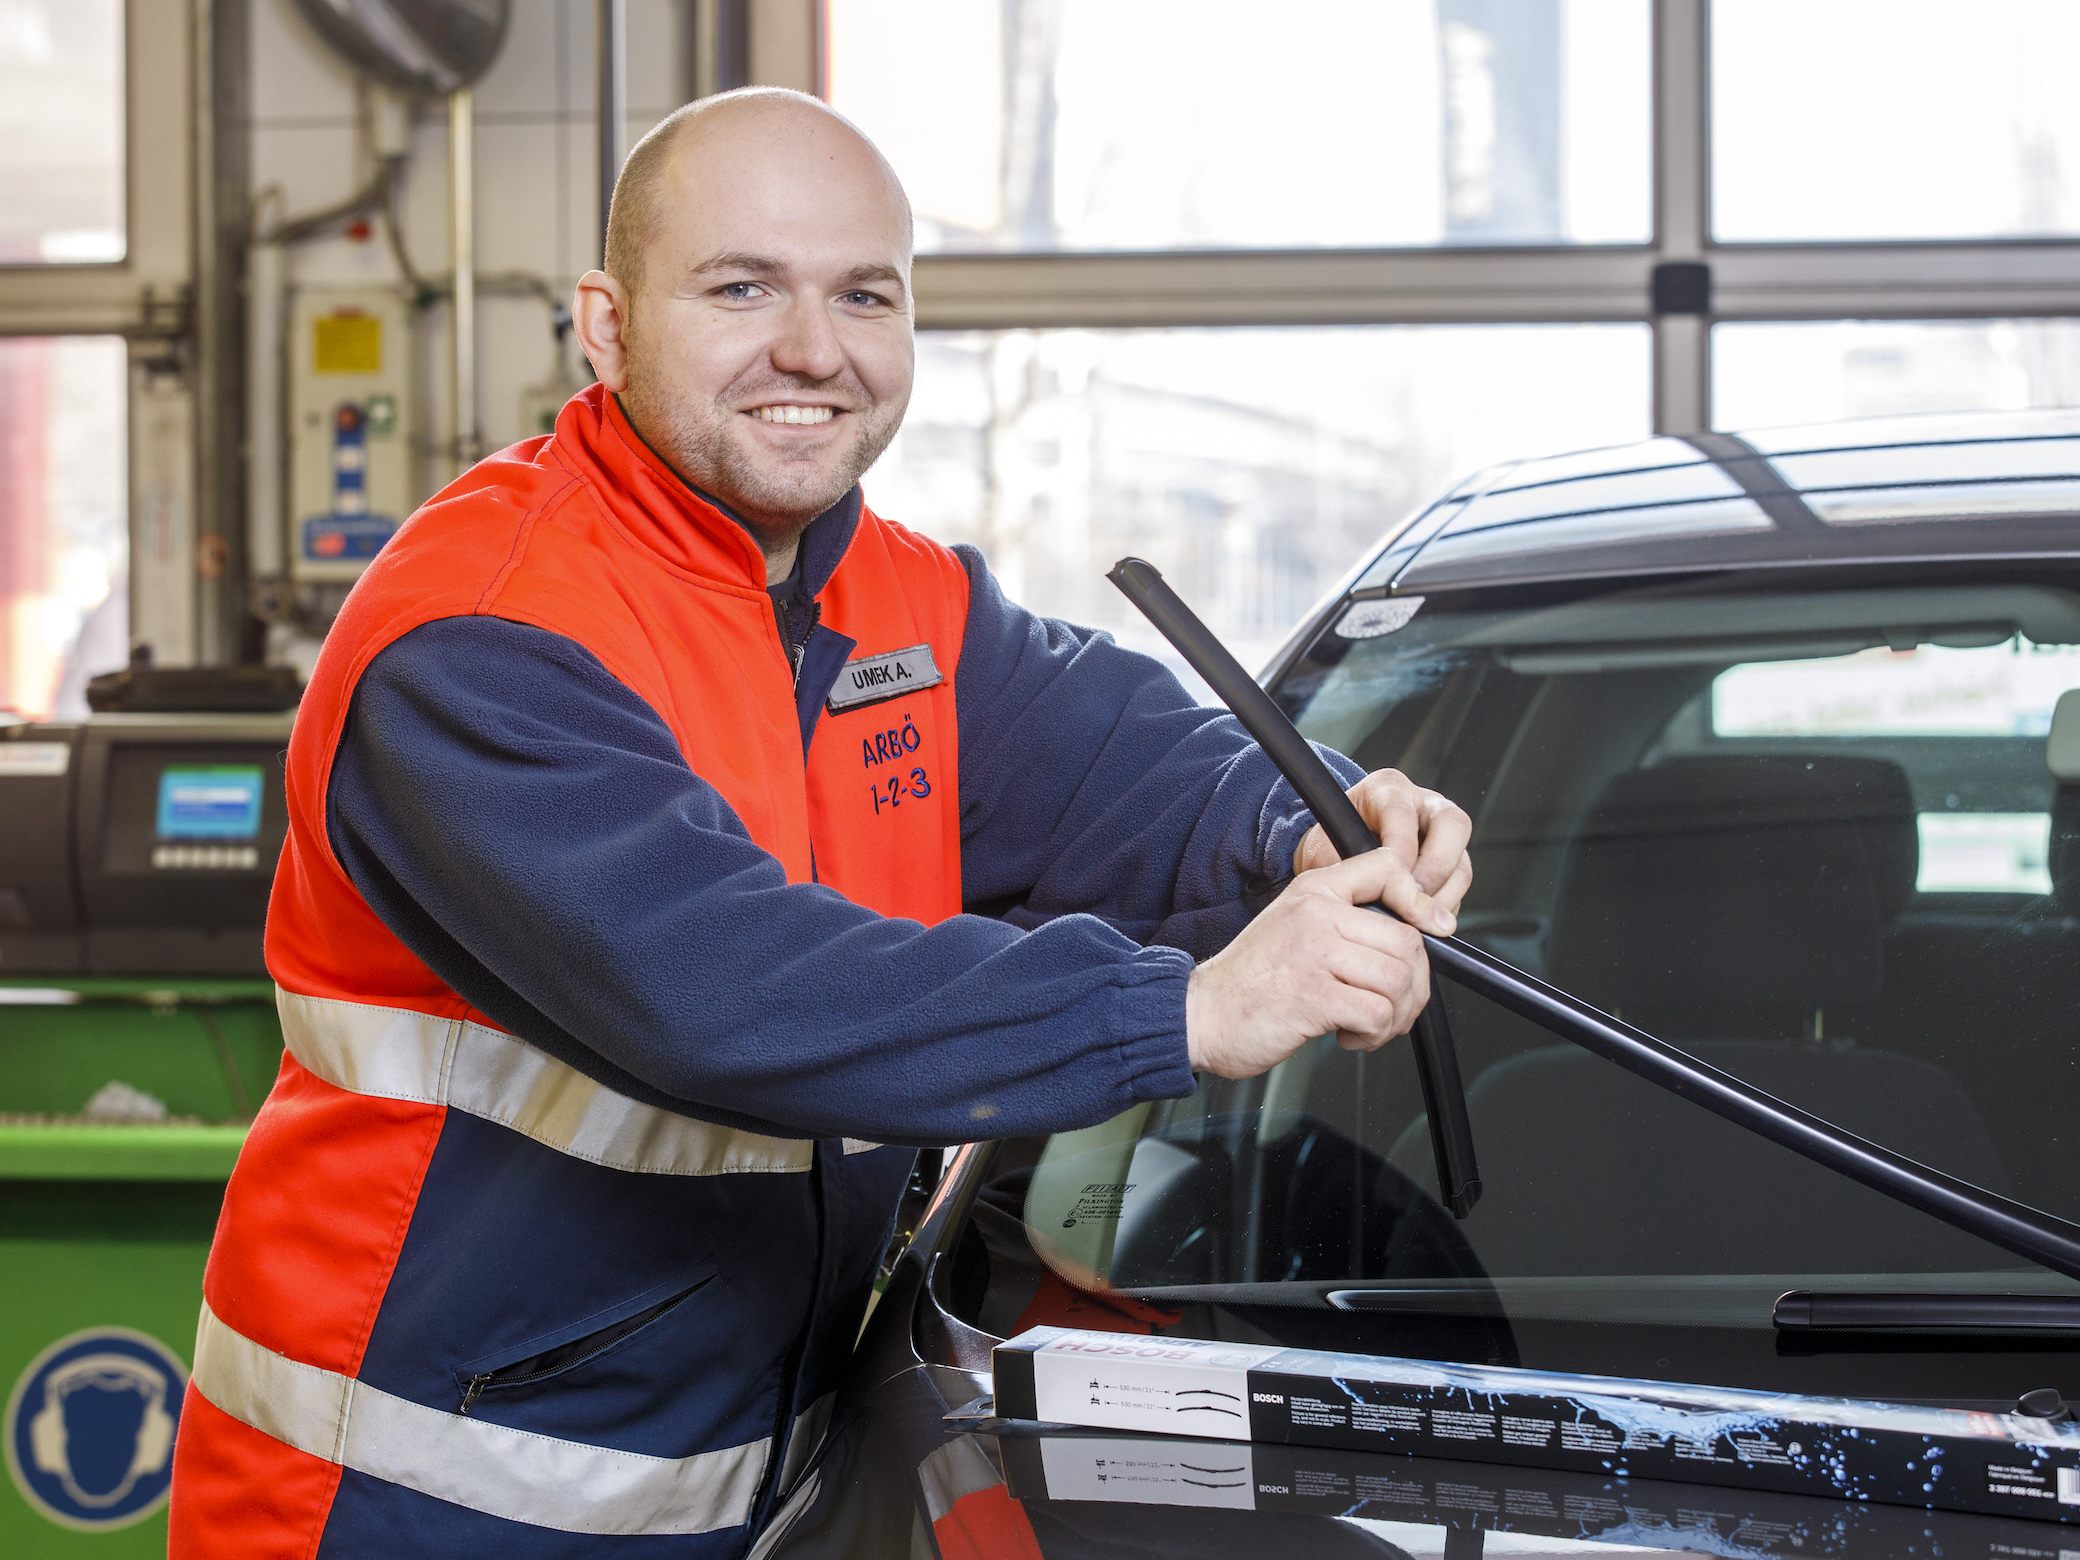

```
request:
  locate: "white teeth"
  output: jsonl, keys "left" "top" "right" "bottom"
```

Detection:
{"left": 751, "top": 405, "right": 835, "bottom": 426}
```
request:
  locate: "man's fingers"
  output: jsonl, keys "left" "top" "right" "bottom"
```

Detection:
{"left": 1313, "top": 846, "right": 1454, "bottom": 935}
{"left": 1412, "top": 790, "right": 1474, "bottom": 896}
{"left": 1334, "top": 904, "right": 1427, "bottom": 962}
{"left": 1434, "top": 854, "right": 1474, "bottom": 919}
{"left": 1292, "top": 821, "right": 1334, "bottom": 876}
{"left": 1351, "top": 772, "right": 1422, "bottom": 869}
{"left": 1324, "top": 940, "right": 1416, "bottom": 1004}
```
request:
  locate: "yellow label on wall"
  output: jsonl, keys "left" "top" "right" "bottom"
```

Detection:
{"left": 312, "top": 312, "right": 382, "bottom": 375}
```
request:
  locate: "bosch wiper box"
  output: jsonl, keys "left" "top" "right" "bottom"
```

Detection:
{"left": 994, "top": 1326, "right": 2080, "bottom": 1524}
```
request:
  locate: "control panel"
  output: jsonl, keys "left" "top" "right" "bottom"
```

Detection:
{"left": 290, "top": 287, "right": 414, "bottom": 582}
{"left": 0, "top": 714, "right": 293, "bottom": 976}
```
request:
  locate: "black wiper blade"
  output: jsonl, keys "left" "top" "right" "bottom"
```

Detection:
{"left": 1774, "top": 1291, "right": 2080, "bottom": 1335}
{"left": 1109, "top": 558, "right": 1483, "bottom": 1218}
{"left": 1110, "top": 556, "right": 2080, "bottom": 1286}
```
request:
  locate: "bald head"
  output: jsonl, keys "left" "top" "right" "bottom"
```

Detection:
{"left": 573, "top": 86, "right": 918, "bottom": 573}
{"left": 605, "top": 88, "right": 912, "bottom": 303}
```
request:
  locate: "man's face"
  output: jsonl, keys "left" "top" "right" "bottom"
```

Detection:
{"left": 619, "top": 115, "right": 915, "bottom": 545}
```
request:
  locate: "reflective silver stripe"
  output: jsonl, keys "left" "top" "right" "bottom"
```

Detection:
{"left": 777, "top": 1391, "right": 837, "bottom": 1495}
{"left": 915, "top": 1434, "right": 1006, "bottom": 1524}
{"left": 191, "top": 1304, "right": 767, "bottom": 1537}
{"left": 277, "top": 989, "right": 882, "bottom": 1174}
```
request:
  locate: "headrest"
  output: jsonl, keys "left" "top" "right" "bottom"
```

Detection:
{"left": 2054, "top": 791, "right": 2080, "bottom": 916}
{"left": 2048, "top": 690, "right": 2080, "bottom": 783}
{"left": 1548, "top": 756, "right": 1903, "bottom": 1033}
{"left": 2050, "top": 693, "right": 2080, "bottom": 914}
{"left": 1795, "top": 754, "right": 1918, "bottom": 919}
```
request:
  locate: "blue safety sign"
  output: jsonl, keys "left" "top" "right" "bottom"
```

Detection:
{"left": 5, "top": 1328, "right": 186, "bottom": 1531}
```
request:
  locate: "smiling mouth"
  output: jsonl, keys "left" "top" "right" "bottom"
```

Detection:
{"left": 747, "top": 405, "right": 839, "bottom": 426}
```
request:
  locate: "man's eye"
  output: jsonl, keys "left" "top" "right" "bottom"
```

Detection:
{"left": 717, "top": 281, "right": 765, "bottom": 301}
{"left": 843, "top": 291, "right": 890, "bottom": 309}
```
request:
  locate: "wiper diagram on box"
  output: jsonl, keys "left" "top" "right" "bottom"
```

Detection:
{"left": 1109, "top": 556, "right": 2080, "bottom": 1288}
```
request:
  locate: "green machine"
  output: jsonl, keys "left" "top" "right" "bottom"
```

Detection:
{"left": 0, "top": 711, "right": 290, "bottom": 1550}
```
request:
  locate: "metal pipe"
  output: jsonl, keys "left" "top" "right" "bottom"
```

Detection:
{"left": 1110, "top": 554, "right": 2080, "bottom": 1284}
{"left": 192, "top": 0, "right": 251, "bottom": 662}
{"left": 244, "top": 240, "right": 286, "bottom": 591}
{"left": 449, "top": 87, "right": 480, "bottom": 471}
{"left": 597, "top": 0, "right": 628, "bottom": 264}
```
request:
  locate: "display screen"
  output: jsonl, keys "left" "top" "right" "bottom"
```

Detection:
{"left": 155, "top": 766, "right": 264, "bottom": 839}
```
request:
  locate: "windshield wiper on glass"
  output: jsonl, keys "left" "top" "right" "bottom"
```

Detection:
{"left": 1110, "top": 558, "right": 1484, "bottom": 1221}
{"left": 1773, "top": 1291, "right": 2080, "bottom": 1336}
{"left": 1110, "top": 557, "right": 2080, "bottom": 1290}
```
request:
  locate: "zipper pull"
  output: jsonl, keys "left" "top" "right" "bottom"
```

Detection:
{"left": 790, "top": 601, "right": 822, "bottom": 688}
{"left": 460, "top": 1373, "right": 490, "bottom": 1416}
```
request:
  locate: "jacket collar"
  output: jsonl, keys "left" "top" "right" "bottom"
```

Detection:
{"left": 551, "top": 383, "right": 862, "bottom": 598}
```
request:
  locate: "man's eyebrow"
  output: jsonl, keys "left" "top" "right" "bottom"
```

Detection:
{"left": 837, "top": 263, "right": 908, "bottom": 299}
{"left": 688, "top": 250, "right": 786, "bottom": 278}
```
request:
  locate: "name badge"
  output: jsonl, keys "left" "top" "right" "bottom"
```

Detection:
{"left": 827, "top": 644, "right": 944, "bottom": 713}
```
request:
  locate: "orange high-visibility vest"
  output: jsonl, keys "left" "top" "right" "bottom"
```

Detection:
{"left": 170, "top": 384, "right": 970, "bottom": 1554}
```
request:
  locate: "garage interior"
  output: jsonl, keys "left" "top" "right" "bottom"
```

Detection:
{"left": 4, "top": 2, "right": 2080, "bottom": 1552}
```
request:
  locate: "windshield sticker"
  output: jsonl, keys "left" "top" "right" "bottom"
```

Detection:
{"left": 1335, "top": 597, "right": 1426, "bottom": 640}
{"left": 1058, "top": 1183, "right": 1135, "bottom": 1229}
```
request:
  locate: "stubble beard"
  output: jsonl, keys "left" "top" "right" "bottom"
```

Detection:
{"left": 624, "top": 358, "right": 906, "bottom": 549}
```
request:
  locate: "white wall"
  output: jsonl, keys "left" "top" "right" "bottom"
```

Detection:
{"left": 247, "top": 0, "right": 694, "bottom": 481}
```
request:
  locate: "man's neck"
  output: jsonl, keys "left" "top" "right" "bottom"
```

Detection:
{"left": 763, "top": 537, "right": 800, "bottom": 587}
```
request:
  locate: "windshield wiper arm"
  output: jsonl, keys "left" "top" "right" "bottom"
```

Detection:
{"left": 1110, "top": 556, "right": 2080, "bottom": 1286}
{"left": 1774, "top": 1291, "right": 2080, "bottom": 1335}
{"left": 1110, "top": 558, "right": 1483, "bottom": 1218}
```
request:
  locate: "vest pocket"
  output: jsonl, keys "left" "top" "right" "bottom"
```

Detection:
{"left": 457, "top": 1271, "right": 717, "bottom": 1416}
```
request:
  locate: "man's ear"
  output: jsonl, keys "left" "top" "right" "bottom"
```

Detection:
{"left": 573, "top": 270, "right": 633, "bottom": 392}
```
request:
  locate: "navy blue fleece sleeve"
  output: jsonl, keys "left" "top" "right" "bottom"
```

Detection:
{"left": 952, "top": 546, "right": 1362, "bottom": 956}
{"left": 327, "top": 616, "right": 1196, "bottom": 1146}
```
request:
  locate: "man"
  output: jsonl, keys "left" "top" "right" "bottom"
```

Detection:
{"left": 168, "top": 89, "right": 1470, "bottom": 1556}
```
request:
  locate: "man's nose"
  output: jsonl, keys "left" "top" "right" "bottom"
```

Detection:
{"left": 768, "top": 297, "right": 845, "bottom": 380}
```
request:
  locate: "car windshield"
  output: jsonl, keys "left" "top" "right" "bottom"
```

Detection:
{"left": 945, "top": 562, "right": 2080, "bottom": 1398}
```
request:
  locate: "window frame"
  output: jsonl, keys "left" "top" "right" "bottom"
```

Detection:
{"left": 790, "top": 0, "right": 2080, "bottom": 439}
{"left": 0, "top": 0, "right": 191, "bottom": 329}
{"left": 0, "top": 0, "right": 225, "bottom": 677}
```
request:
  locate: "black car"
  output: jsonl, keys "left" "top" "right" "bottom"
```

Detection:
{"left": 755, "top": 409, "right": 2080, "bottom": 1560}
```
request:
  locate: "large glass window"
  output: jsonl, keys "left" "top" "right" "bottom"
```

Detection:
{"left": 826, "top": 0, "right": 1650, "bottom": 252}
{"left": 0, "top": 336, "right": 129, "bottom": 719}
{"left": 1712, "top": 320, "right": 2080, "bottom": 429}
{"left": 865, "top": 324, "right": 1651, "bottom": 678}
{"left": 1712, "top": 640, "right": 2080, "bottom": 893}
{"left": 1712, "top": 0, "right": 2080, "bottom": 242}
{"left": 946, "top": 565, "right": 2080, "bottom": 1390}
{"left": 0, "top": 0, "right": 125, "bottom": 263}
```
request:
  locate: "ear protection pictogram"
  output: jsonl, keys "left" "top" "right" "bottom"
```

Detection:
{"left": 28, "top": 1354, "right": 176, "bottom": 1510}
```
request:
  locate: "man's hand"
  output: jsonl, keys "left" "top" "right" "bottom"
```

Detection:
{"left": 1292, "top": 769, "right": 1472, "bottom": 934}
{"left": 1186, "top": 847, "right": 1436, "bottom": 1078}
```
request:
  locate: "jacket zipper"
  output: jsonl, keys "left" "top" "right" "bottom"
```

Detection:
{"left": 776, "top": 586, "right": 824, "bottom": 880}
{"left": 458, "top": 1285, "right": 700, "bottom": 1415}
{"left": 781, "top": 592, "right": 821, "bottom": 690}
{"left": 749, "top": 1150, "right": 827, "bottom": 1523}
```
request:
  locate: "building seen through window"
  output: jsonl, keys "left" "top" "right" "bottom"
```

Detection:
{"left": 0, "top": 0, "right": 125, "bottom": 263}
{"left": 0, "top": 337, "right": 128, "bottom": 720}
{"left": 867, "top": 326, "right": 1651, "bottom": 683}
{"left": 827, "top": 0, "right": 1650, "bottom": 253}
